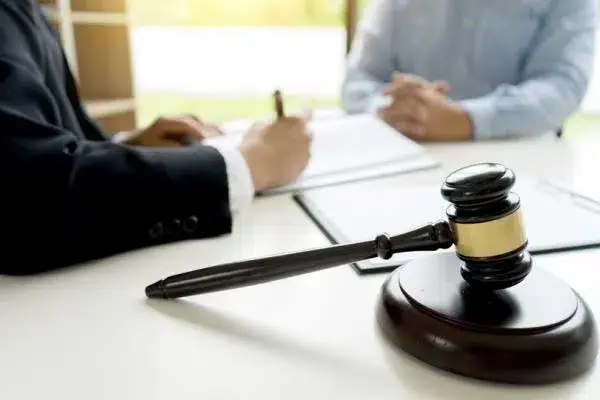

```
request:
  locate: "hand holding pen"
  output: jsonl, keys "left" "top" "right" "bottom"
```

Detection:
{"left": 224, "top": 89, "right": 312, "bottom": 192}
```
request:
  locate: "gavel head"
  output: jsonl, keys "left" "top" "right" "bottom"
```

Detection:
{"left": 441, "top": 163, "right": 531, "bottom": 290}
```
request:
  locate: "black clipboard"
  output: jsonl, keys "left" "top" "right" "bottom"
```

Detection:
{"left": 294, "top": 176, "right": 600, "bottom": 274}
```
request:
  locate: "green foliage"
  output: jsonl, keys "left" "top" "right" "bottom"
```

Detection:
{"left": 136, "top": 93, "right": 340, "bottom": 125}
{"left": 563, "top": 113, "right": 600, "bottom": 138}
{"left": 129, "top": 0, "right": 370, "bottom": 26}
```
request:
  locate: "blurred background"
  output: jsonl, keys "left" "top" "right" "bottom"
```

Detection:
{"left": 129, "top": 0, "right": 365, "bottom": 126}
{"left": 43, "top": 0, "right": 600, "bottom": 137}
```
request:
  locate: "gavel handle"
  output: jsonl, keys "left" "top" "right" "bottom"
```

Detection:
{"left": 145, "top": 220, "right": 453, "bottom": 299}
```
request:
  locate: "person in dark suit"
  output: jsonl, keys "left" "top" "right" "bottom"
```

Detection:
{"left": 0, "top": 0, "right": 311, "bottom": 274}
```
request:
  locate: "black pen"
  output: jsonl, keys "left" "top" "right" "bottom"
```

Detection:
{"left": 274, "top": 89, "right": 284, "bottom": 119}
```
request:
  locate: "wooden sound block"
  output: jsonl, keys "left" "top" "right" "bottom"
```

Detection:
{"left": 376, "top": 252, "right": 598, "bottom": 385}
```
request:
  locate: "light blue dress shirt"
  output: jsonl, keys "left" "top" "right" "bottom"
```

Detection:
{"left": 341, "top": 0, "right": 598, "bottom": 139}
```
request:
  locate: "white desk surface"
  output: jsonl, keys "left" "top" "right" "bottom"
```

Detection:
{"left": 2, "top": 137, "right": 600, "bottom": 400}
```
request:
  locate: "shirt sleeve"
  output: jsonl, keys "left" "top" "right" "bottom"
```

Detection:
{"left": 111, "top": 131, "right": 131, "bottom": 144}
{"left": 341, "top": 0, "right": 397, "bottom": 114}
{"left": 460, "top": 0, "right": 597, "bottom": 139}
{"left": 204, "top": 142, "right": 255, "bottom": 214}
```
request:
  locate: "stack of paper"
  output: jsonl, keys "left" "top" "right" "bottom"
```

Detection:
{"left": 205, "top": 113, "right": 439, "bottom": 195}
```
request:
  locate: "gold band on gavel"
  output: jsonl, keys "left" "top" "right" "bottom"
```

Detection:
{"left": 449, "top": 208, "right": 527, "bottom": 259}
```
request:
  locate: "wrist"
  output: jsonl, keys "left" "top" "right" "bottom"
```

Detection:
{"left": 449, "top": 103, "right": 474, "bottom": 140}
{"left": 429, "top": 101, "right": 473, "bottom": 141}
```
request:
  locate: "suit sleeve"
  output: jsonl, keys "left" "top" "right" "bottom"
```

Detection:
{"left": 0, "top": 44, "right": 233, "bottom": 274}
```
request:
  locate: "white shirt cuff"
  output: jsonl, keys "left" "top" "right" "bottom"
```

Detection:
{"left": 459, "top": 97, "right": 497, "bottom": 140}
{"left": 111, "top": 131, "right": 132, "bottom": 143}
{"left": 205, "top": 142, "right": 255, "bottom": 214}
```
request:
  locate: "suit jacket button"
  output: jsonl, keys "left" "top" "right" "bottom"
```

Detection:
{"left": 148, "top": 222, "right": 164, "bottom": 239}
{"left": 63, "top": 141, "right": 77, "bottom": 155}
{"left": 166, "top": 219, "right": 181, "bottom": 235}
{"left": 183, "top": 216, "right": 198, "bottom": 233}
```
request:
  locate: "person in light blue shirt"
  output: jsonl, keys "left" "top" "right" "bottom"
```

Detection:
{"left": 341, "top": 0, "right": 597, "bottom": 141}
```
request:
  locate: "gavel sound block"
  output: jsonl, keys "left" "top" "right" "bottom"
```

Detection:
{"left": 145, "top": 163, "right": 598, "bottom": 385}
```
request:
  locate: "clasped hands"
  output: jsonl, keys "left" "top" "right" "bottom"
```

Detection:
{"left": 377, "top": 73, "right": 473, "bottom": 141}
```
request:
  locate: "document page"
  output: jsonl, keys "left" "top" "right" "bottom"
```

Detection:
{"left": 300, "top": 114, "right": 428, "bottom": 178}
{"left": 204, "top": 113, "right": 437, "bottom": 193}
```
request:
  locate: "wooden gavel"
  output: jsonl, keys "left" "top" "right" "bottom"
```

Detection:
{"left": 145, "top": 162, "right": 598, "bottom": 386}
{"left": 145, "top": 162, "right": 531, "bottom": 299}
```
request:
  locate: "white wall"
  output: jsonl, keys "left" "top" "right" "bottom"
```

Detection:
{"left": 131, "top": 27, "right": 346, "bottom": 97}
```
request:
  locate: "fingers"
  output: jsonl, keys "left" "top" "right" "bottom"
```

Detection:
{"left": 183, "top": 114, "right": 202, "bottom": 123}
{"left": 396, "top": 119, "right": 426, "bottom": 138}
{"left": 273, "top": 115, "right": 309, "bottom": 133}
{"left": 391, "top": 72, "right": 429, "bottom": 86}
{"left": 383, "top": 73, "right": 429, "bottom": 95}
{"left": 152, "top": 115, "right": 226, "bottom": 143}
{"left": 266, "top": 116, "right": 312, "bottom": 146}
{"left": 153, "top": 116, "right": 204, "bottom": 141}
{"left": 433, "top": 80, "right": 450, "bottom": 94}
{"left": 379, "top": 112, "right": 426, "bottom": 138}
{"left": 383, "top": 83, "right": 431, "bottom": 108}
{"left": 391, "top": 96, "right": 428, "bottom": 122}
{"left": 384, "top": 73, "right": 450, "bottom": 98}
{"left": 378, "top": 92, "right": 428, "bottom": 133}
{"left": 377, "top": 105, "right": 427, "bottom": 138}
{"left": 383, "top": 80, "right": 423, "bottom": 97}
{"left": 199, "top": 120, "right": 224, "bottom": 137}
{"left": 181, "top": 114, "right": 224, "bottom": 136}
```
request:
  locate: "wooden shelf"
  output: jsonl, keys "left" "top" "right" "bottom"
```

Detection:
{"left": 71, "top": 0, "right": 126, "bottom": 13}
{"left": 74, "top": 24, "right": 133, "bottom": 100}
{"left": 71, "top": 12, "right": 127, "bottom": 25}
{"left": 85, "top": 98, "right": 136, "bottom": 119}
{"left": 45, "top": 0, "right": 137, "bottom": 132}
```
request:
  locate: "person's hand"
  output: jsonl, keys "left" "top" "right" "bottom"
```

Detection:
{"left": 377, "top": 73, "right": 449, "bottom": 138}
{"left": 238, "top": 116, "right": 311, "bottom": 191}
{"left": 377, "top": 73, "right": 473, "bottom": 141}
{"left": 118, "top": 115, "right": 223, "bottom": 147}
{"left": 416, "top": 88, "right": 473, "bottom": 141}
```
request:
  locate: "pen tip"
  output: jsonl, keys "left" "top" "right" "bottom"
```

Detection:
{"left": 145, "top": 280, "right": 165, "bottom": 299}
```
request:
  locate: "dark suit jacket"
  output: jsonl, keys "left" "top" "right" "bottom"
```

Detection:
{"left": 0, "top": 0, "right": 233, "bottom": 274}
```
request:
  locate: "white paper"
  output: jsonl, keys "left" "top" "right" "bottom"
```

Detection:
{"left": 204, "top": 113, "right": 437, "bottom": 194}
{"left": 300, "top": 114, "right": 427, "bottom": 178}
{"left": 262, "top": 154, "right": 438, "bottom": 195}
